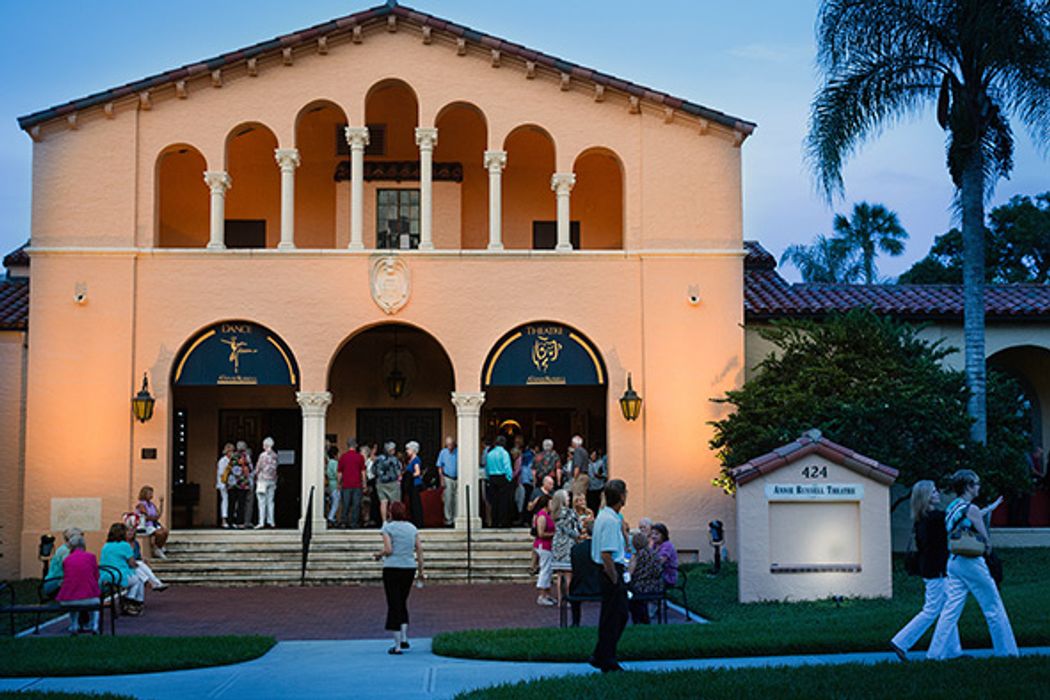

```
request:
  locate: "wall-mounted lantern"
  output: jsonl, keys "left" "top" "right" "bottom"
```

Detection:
{"left": 618, "top": 372, "right": 642, "bottom": 421}
{"left": 131, "top": 373, "right": 156, "bottom": 423}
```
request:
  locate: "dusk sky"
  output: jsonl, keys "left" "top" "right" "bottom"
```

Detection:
{"left": 1, "top": 0, "right": 1046, "bottom": 281}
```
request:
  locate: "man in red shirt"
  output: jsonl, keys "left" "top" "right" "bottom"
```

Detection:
{"left": 338, "top": 438, "right": 366, "bottom": 528}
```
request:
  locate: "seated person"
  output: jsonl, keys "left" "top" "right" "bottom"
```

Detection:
{"left": 100, "top": 522, "right": 147, "bottom": 616}
{"left": 124, "top": 517, "right": 168, "bottom": 593}
{"left": 567, "top": 521, "right": 602, "bottom": 627}
{"left": 42, "top": 527, "right": 82, "bottom": 598}
{"left": 56, "top": 533, "right": 100, "bottom": 634}
{"left": 651, "top": 523, "right": 679, "bottom": 587}
{"left": 627, "top": 531, "right": 664, "bottom": 624}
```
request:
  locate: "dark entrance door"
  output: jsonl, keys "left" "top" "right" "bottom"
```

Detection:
{"left": 356, "top": 409, "right": 442, "bottom": 467}
{"left": 219, "top": 409, "right": 302, "bottom": 528}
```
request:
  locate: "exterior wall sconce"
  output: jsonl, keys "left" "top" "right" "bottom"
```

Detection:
{"left": 618, "top": 372, "right": 642, "bottom": 421}
{"left": 131, "top": 373, "right": 156, "bottom": 423}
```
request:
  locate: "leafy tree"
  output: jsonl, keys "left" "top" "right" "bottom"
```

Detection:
{"left": 709, "top": 310, "right": 1030, "bottom": 504}
{"left": 781, "top": 234, "right": 855, "bottom": 283}
{"left": 806, "top": 0, "right": 1050, "bottom": 444}
{"left": 898, "top": 193, "right": 1050, "bottom": 284}
{"left": 833, "top": 202, "right": 909, "bottom": 283}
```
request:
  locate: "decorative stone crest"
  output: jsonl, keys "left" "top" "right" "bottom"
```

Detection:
{"left": 370, "top": 255, "right": 410, "bottom": 314}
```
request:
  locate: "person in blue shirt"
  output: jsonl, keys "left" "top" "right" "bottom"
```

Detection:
{"left": 436, "top": 436, "right": 458, "bottom": 527}
{"left": 403, "top": 441, "right": 424, "bottom": 528}
{"left": 589, "top": 479, "right": 630, "bottom": 673}
{"left": 486, "top": 436, "right": 514, "bottom": 527}
{"left": 517, "top": 443, "right": 536, "bottom": 526}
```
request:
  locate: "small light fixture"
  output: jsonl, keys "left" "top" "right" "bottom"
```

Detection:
{"left": 132, "top": 373, "right": 156, "bottom": 423}
{"left": 619, "top": 372, "right": 642, "bottom": 421}
{"left": 386, "top": 326, "right": 406, "bottom": 399}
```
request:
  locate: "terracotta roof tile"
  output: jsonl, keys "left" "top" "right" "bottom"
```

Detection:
{"left": 743, "top": 241, "right": 1050, "bottom": 321}
{"left": 730, "top": 429, "right": 899, "bottom": 487}
{"left": 18, "top": 1, "right": 756, "bottom": 136}
{"left": 0, "top": 280, "right": 28, "bottom": 331}
{"left": 3, "top": 243, "right": 29, "bottom": 269}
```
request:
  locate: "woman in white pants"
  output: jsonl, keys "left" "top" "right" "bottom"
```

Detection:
{"left": 254, "top": 437, "right": 279, "bottom": 529}
{"left": 927, "top": 469, "right": 1017, "bottom": 660}
{"left": 890, "top": 481, "right": 959, "bottom": 659}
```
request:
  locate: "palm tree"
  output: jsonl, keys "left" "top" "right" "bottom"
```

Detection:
{"left": 781, "top": 235, "right": 856, "bottom": 283}
{"left": 806, "top": 0, "right": 1050, "bottom": 443}
{"left": 833, "top": 202, "right": 908, "bottom": 283}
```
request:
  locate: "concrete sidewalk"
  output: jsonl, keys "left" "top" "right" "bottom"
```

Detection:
{"left": 3, "top": 640, "right": 1048, "bottom": 700}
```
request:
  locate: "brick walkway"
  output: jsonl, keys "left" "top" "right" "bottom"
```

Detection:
{"left": 41, "top": 583, "right": 689, "bottom": 639}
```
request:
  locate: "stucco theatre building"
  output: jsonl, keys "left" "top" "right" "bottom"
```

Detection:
{"left": 3, "top": 1, "right": 757, "bottom": 577}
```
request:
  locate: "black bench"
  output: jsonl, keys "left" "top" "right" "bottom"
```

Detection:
{"left": 558, "top": 565, "right": 691, "bottom": 627}
{"left": 1, "top": 566, "right": 123, "bottom": 636}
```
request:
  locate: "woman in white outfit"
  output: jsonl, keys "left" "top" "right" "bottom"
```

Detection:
{"left": 927, "top": 469, "right": 1017, "bottom": 660}
{"left": 890, "top": 480, "right": 959, "bottom": 660}
{"left": 216, "top": 443, "right": 234, "bottom": 528}
{"left": 254, "top": 437, "right": 279, "bottom": 529}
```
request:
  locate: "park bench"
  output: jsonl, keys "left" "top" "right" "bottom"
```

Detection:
{"left": 558, "top": 566, "right": 691, "bottom": 627}
{"left": 1, "top": 566, "right": 123, "bottom": 636}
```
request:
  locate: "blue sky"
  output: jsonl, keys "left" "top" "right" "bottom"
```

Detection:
{"left": 1, "top": 1, "right": 1046, "bottom": 281}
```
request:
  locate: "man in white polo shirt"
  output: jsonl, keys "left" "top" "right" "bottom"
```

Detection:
{"left": 589, "top": 478, "right": 629, "bottom": 672}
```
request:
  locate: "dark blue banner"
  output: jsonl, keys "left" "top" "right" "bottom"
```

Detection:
{"left": 483, "top": 323, "right": 605, "bottom": 387}
{"left": 173, "top": 321, "right": 298, "bottom": 387}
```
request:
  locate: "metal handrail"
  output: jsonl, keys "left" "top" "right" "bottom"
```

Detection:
{"left": 300, "top": 485, "right": 315, "bottom": 586}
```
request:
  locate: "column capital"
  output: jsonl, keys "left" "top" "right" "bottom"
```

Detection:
{"left": 451, "top": 391, "right": 486, "bottom": 417}
{"left": 484, "top": 150, "right": 508, "bottom": 172}
{"left": 203, "top": 170, "right": 232, "bottom": 194}
{"left": 275, "top": 148, "right": 301, "bottom": 170}
{"left": 551, "top": 172, "right": 576, "bottom": 194}
{"left": 296, "top": 391, "right": 333, "bottom": 416}
{"left": 345, "top": 126, "right": 370, "bottom": 150}
{"left": 414, "top": 126, "right": 438, "bottom": 150}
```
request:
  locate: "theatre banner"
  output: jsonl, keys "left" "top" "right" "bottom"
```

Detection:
{"left": 173, "top": 321, "right": 299, "bottom": 386}
{"left": 483, "top": 323, "right": 605, "bottom": 387}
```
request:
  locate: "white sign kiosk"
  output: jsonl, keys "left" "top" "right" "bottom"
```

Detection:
{"left": 732, "top": 429, "right": 898, "bottom": 603}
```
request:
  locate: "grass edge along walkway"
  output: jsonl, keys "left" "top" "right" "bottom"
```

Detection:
{"left": 0, "top": 635, "right": 276, "bottom": 678}
{"left": 433, "top": 547, "right": 1050, "bottom": 662}
{"left": 453, "top": 656, "right": 1050, "bottom": 700}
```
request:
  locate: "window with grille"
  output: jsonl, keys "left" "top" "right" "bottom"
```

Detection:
{"left": 377, "top": 189, "right": 420, "bottom": 249}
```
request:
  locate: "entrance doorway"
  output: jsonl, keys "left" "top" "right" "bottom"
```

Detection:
{"left": 219, "top": 409, "right": 303, "bottom": 529}
{"left": 357, "top": 409, "right": 442, "bottom": 464}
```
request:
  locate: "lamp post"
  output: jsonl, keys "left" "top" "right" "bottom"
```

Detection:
{"left": 131, "top": 373, "right": 155, "bottom": 423}
{"left": 618, "top": 373, "right": 642, "bottom": 421}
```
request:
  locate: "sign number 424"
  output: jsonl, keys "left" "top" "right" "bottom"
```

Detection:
{"left": 801, "top": 465, "right": 828, "bottom": 479}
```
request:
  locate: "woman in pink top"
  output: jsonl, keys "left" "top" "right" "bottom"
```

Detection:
{"left": 56, "top": 533, "right": 101, "bottom": 634}
{"left": 532, "top": 494, "right": 556, "bottom": 606}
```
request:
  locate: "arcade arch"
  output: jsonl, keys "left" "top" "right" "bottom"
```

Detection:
{"left": 572, "top": 147, "right": 624, "bottom": 249}
{"left": 224, "top": 123, "right": 280, "bottom": 248}
{"left": 156, "top": 144, "right": 208, "bottom": 247}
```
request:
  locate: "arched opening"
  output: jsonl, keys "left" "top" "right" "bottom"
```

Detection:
{"left": 169, "top": 320, "right": 301, "bottom": 529}
{"left": 156, "top": 144, "right": 208, "bottom": 247}
{"left": 435, "top": 101, "right": 487, "bottom": 249}
{"left": 503, "top": 125, "right": 556, "bottom": 250}
{"left": 364, "top": 80, "right": 421, "bottom": 249}
{"left": 481, "top": 321, "right": 608, "bottom": 525}
{"left": 326, "top": 322, "right": 455, "bottom": 528}
{"left": 572, "top": 148, "right": 624, "bottom": 249}
{"left": 224, "top": 122, "right": 280, "bottom": 248}
{"left": 988, "top": 344, "right": 1050, "bottom": 527}
{"left": 295, "top": 100, "right": 347, "bottom": 248}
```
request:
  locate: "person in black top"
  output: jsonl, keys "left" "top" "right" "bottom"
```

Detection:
{"left": 890, "top": 480, "right": 960, "bottom": 660}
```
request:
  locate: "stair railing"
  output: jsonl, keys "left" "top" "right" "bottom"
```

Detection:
{"left": 300, "top": 485, "right": 314, "bottom": 586}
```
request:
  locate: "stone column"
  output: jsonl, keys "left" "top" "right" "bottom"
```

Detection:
{"left": 451, "top": 391, "right": 485, "bottom": 530}
{"left": 203, "top": 171, "right": 231, "bottom": 250}
{"left": 297, "top": 391, "right": 332, "bottom": 532}
{"left": 551, "top": 172, "right": 576, "bottom": 251}
{"left": 483, "top": 150, "right": 507, "bottom": 250}
{"left": 275, "top": 148, "right": 300, "bottom": 249}
{"left": 345, "top": 126, "right": 370, "bottom": 250}
{"left": 415, "top": 127, "right": 438, "bottom": 250}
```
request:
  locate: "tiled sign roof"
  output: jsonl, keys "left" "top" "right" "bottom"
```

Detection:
{"left": 744, "top": 241, "right": 1050, "bottom": 321}
{"left": 730, "top": 429, "right": 899, "bottom": 487}
{"left": 17, "top": 1, "right": 756, "bottom": 136}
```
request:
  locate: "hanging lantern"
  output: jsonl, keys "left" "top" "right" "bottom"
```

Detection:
{"left": 386, "top": 326, "right": 406, "bottom": 399}
{"left": 131, "top": 373, "right": 156, "bottom": 423}
{"left": 618, "top": 372, "right": 642, "bottom": 421}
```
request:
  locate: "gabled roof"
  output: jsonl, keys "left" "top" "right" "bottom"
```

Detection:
{"left": 17, "top": 1, "right": 756, "bottom": 136}
{"left": 744, "top": 241, "right": 1050, "bottom": 322}
{"left": 0, "top": 279, "right": 28, "bottom": 331}
{"left": 730, "top": 429, "right": 899, "bottom": 487}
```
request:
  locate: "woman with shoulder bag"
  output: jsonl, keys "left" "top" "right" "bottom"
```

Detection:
{"left": 890, "top": 480, "right": 959, "bottom": 660}
{"left": 927, "top": 469, "right": 1017, "bottom": 660}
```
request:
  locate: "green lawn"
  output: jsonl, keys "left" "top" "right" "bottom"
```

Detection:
{"left": 433, "top": 547, "right": 1050, "bottom": 661}
{"left": 0, "top": 636, "right": 276, "bottom": 677}
{"left": 454, "top": 657, "right": 1050, "bottom": 700}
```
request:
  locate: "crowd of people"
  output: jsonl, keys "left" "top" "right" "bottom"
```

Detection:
{"left": 215, "top": 439, "right": 280, "bottom": 529}
{"left": 42, "top": 485, "right": 171, "bottom": 633}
